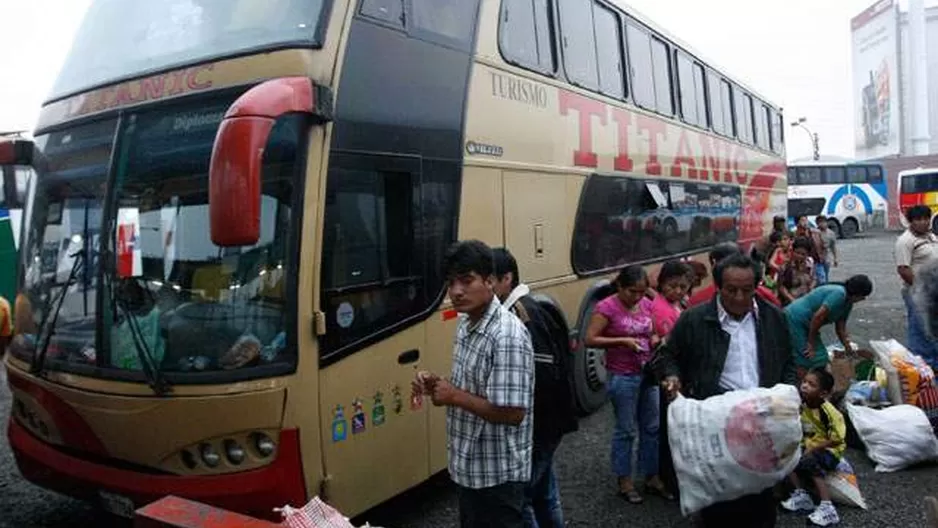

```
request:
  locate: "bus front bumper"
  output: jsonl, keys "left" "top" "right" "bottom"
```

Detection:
{"left": 8, "top": 420, "right": 307, "bottom": 520}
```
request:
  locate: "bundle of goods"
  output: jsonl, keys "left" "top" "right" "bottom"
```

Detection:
{"left": 277, "top": 497, "right": 385, "bottom": 528}
{"left": 845, "top": 403, "right": 938, "bottom": 473}
{"left": 825, "top": 457, "right": 868, "bottom": 510}
{"left": 668, "top": 384, "right": 802, "bottom": 515}
{"left": 869, "top": 339, "right": 938, "bottom": 431}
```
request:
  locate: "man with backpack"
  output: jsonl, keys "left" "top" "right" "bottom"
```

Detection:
{"left": 493, "top": 248, "right": 578, "bottom": 528}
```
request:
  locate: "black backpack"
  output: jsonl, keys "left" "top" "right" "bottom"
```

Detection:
{"left": 509, "top": 295, "right": 579, "bottom": 443}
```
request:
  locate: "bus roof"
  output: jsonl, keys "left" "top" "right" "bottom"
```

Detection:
{"left": 611, "top": 0, "right": 782, "bottom": 112}
{"left": 897, "top": 167, "right": 938, "bottom": 177}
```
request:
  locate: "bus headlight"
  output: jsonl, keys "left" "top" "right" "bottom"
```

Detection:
{"left": 253, "top": 433, "right": 276, "bottom": 457}
{"left": 200, "top": 443, "right": 221, "bottom": 467}
{"left": 225, "top": 439, "right": 245, "bottom": 465}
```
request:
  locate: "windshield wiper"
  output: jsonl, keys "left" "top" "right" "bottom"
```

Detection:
{"left": 32, "top": 248, "right": 86, "bottom": 375}
{"left": 105, "top": 272, "right": 172, "bottom": 396}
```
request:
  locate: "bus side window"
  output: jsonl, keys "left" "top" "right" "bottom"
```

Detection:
{"left": 798, "top": 167, "right": 821, "bottom": 185}
{"left": 867, "top": 165, "right": 884, "bottom": 184}
{"left": 319, "top": 155, "right": 456, "bottom": 360}
{"left": 360, "top": 0, "right": 405, "bottom": 27}
{"left": 649, "top": 37, "right": 673, "bottom": 116}
{"left": 847, "top": 166, "right": 866, "bottom": 184}
{"left": 558, "top": 0, "right": 599, "bottom": 90}
{"left": 410, "top": 0, "right": 478, "bottom": 48}
{"left": 593, "top": 3, "right": 624, "bottom": 99}
{"left": 707, "top": 71, "right": 725, "bottom": 136}
{"left": 624, "top": 21, "right": 655, "bottom": 111}
{"left": 787, "top": 168, "right": 798, "bottom": 185}
{"left": 824, "top": 167, "right": 846, "bottom": 185}
{"left": 499, "top": 0, "right": 555, "bottom": 74}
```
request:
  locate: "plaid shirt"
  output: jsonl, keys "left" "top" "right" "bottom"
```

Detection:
{"left": 447, "top": 296, "right": 534, "bottom": 489}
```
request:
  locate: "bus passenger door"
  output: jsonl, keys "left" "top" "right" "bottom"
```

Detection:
{"left": 317, "top": 152, "right": 432, "bottom": 516}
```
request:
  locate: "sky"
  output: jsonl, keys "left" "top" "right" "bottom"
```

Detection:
{"left": 0, "top": 0, "right": 934, "bottom": 161}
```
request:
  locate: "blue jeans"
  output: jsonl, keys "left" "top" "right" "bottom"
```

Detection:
{"left": 816, "top": 262, "right": 830, "bottom": 285}
{"left": 522, "top": 438, "right": 564, "bottom": 528}
{"left": 903, "top": 288, "right": 938, "bottom": 370}
{"left": 608, "top": 373, "right": 660, "bottom": 479}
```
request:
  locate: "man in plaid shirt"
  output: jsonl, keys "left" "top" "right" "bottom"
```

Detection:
{"left": 413, "top": 240, "right": 534, "bottom": 528}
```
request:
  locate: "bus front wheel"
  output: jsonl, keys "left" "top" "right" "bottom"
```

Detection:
{"left": 572, "top": 302, "right": 610, "bottom": 416}
{"left": 841, "top": 218, "right": 859, "bottom": 239}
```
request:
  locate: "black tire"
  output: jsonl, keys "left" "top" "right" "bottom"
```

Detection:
{"left": 841, "top": 218, "right": 859, "bottom": 239}
{"left": 571, "top": 284, "right": 615, "bottom": 416}
{"left": 829, "top": 219, "right": 843, "bottom": 239}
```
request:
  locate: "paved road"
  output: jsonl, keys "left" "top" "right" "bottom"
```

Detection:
{"left": 1, "top": 231, "right": 935, "bottom": 527}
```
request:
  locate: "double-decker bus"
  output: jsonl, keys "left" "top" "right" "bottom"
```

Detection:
{"left": 2, "top": 0, "right": 786, "bottom": 520}
{"left": 786, "top": 161, "right": 887, "bottom": 238}
{"left": 897, "top": 167, "right": 938, "bottom": 231}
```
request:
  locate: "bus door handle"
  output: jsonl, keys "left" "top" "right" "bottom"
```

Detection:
{"left": 398, "top": 349, "right": 420, "bottom": 365}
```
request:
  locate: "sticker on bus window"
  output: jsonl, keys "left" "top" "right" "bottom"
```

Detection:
{"left": 372, "top": 391, "right": 386, "bottom": 426}
{"left": 336, "top": 302, "right": 355, "bottom": 329}
{"left": 392, "top": 385, "right": 403, "bottom": 415}
{"left": 331, "top": 404, "right": 347, "bottom": 443}
{"left": 116, "top": 208, "right": 143, "bottom": 278}
{"left": 352, "top": 398, "right": 366, "bottom": 434}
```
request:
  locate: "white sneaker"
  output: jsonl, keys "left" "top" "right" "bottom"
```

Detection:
{"left": 808, "top": 501, "right": 841, "bottom": 526}
{"left": 781, "top": 489, "right": 815, "bottom": 512}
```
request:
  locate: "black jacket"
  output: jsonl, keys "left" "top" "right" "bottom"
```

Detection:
{"left": 651, "top": 296, "right": 796, "bottom": 400}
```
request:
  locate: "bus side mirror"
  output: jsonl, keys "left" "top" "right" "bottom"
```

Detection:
{"left": 208, "top": 77, "right": 332, "bottom": 247}
{"left": 0, "top": 138, "right": 34, "bottom": 209}
{"left": 0, "top": 138, "right": 32, "bottom": 166}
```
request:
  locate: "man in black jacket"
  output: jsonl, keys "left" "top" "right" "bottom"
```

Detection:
{"left": 653, "top": 252, "right": 796, "bottom": 527}
{"left": 494, "top": 248, "right": 578, "bottom": 528}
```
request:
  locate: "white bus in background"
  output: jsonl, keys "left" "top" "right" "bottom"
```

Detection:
{"left": 786, "top": 161, "right": 888, "bottom": 238}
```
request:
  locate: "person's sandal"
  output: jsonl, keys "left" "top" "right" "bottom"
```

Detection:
{"left": 645, "top": 483, "right": 675, "bottom": 501}
{"left": 619, "top": 489, "right": 644, "bottom": 504}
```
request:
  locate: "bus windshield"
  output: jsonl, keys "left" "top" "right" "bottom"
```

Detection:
{"left": 12, "top": 91, "right": 302, "bottom": 383}
{"left": 51, "top": 0, "right": 329, "bottom": 100}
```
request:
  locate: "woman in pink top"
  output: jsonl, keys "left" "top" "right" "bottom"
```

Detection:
{"left": 650, "top": 260, "right": 692, "bottom": 340}
{"left": 585, "top": 265, "right": 671, "bottom": 504}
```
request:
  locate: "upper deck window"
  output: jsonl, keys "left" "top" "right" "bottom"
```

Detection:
{"left": 558, "top": 0, "right": 599, "bottom": 89}
{"left": 51, "top": 0, "right": 330, "bottom": 100}
{"left": 625, "top": 22, "right": 655, "bottom": 110}
{"left": 499, "top": 0, "right": 555, "bottom": 74}
{"left": 411, "top": 0, "right": 478, "bottom": 47}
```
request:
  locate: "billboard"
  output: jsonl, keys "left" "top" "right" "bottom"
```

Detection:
{"left": 851, "top": 0, "right": 901, "bottom": 160}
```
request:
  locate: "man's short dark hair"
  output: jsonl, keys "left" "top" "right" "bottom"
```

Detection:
{"left": 713, "top": 253, "right": 761, "bottom": 288}
{"left": 807, "top": 368, "right": 835, "bottom": 393}
{"left": 773, "top": 215, "right": 786, "bottom": 225}
{"left": 492, "top": 247, "right": 520, "bottom": 289}
{"left": 443, "top": 240, "right": 494, "bottom": 279}
{"left": 792, "top": 236, "right": 813, "bottom": 253}
{"left": 709, "top": 242, "right": 742, "bottom": 265}
{"left": 906, "top": 205, "right": 932, "bottom": 223}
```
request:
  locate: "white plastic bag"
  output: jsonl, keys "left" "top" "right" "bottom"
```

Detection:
{"left": 826, "top": 457, "right": 868, "bottom": 510}
{"left": 668, "top": 384, "right": 803, "bottom": 515}
{"left": 845, "top": 402, "right": 938, "bottom": 472}
{"left": 868, "top": 339, "right": 909, "bottom": 406}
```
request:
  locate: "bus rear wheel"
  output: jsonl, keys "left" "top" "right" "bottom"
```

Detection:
{"left": 841, "top": 218, "right": 859, "bottom": 239}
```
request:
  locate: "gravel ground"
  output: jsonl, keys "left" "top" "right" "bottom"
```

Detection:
{"left": 1, "top": 230, "right": 935, "bottom": 527}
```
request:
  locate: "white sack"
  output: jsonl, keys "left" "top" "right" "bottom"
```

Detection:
{"left": 845, "top": 402, "right": 938, "bottom": 472}
{"left": 668, "top": 384, "right": 803, "bottom": 515}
